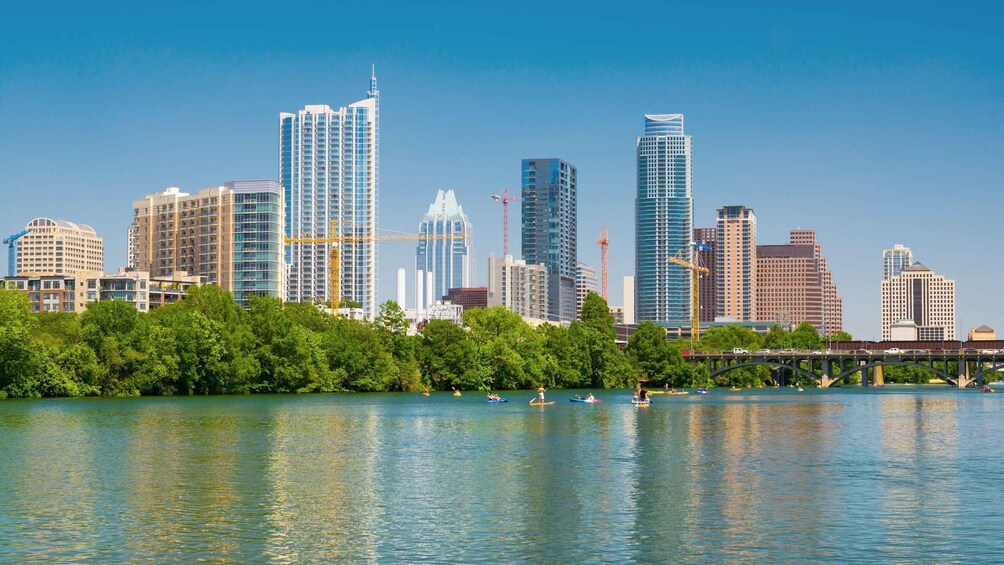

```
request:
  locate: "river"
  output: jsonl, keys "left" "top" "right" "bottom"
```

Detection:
{"left": 1, "top": 387, "right": 1002, "bottom": 562}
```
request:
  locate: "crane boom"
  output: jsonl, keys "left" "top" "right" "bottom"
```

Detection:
{"left": 668, "top": 251, "right": 710, "bottom": 345}
{"left": 4, "top": 229, "right": 31, "bottom": 276}
{"left": 285, "top": 221, "right": 468, "bottom": 316}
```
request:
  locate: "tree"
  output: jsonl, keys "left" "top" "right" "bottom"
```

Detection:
{"left": 626, "top": 321, "right": 682, "bottom": 385}
{"left": 825, "top": 330, "right": 853, "bottom": 342}
{"left": 539, "top": 323, "right": 591, "bottom": 388}
{"left": 581, "top": 292, "right": 616, "bottom": 338}
{"left": 418, "top": 320, "right": 485, "bottom": 390}
{"left": 462, "top": 307, "right": 547, "bottom": 390}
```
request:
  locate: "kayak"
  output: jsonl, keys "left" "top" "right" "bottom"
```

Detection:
{"left": 529, "top": 401, "right": 555, "bottom": 406}
{"left": 649, "top": 390, "right": 667, "bottom": 395}
{"left": 487, "top": 398, "right": 508, "bottom": 403}
{"left": 666, "top": 391, "right": 689, "bottom": 396}
{"left": 569, "top": 398, "right": 601, "bottom": 403}
{"left": 421, "top": 392, "right": 430, "bottom": 396}
{"left": 728, "top": 387, "right": 741, "bottom": 392}
{"left": 695, "top": 389, "right": 709, "bottom": 395}
{"left": 453, "top": 391, "right": 462, "bottom": 397}
{"left": 632, "top": 399, "right": 651, "bottom": 406}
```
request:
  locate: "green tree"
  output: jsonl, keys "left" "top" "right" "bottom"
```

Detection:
{"left": 463, "top": 307, "right": 547, "bottom": 390}
{"left": 626, "top": 321, "right": 682, "bottom": 385}
{"left": 418, "top": 320, "right": 485, "bottom": 390}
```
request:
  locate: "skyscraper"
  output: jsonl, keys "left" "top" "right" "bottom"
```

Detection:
{"left": 416, "top": 189, "right": 472, "bottom": 300}
{"left": 130, "top": 181, "right": 284, "bottom": 307}
{"left": 883, "top": 243, "right": 913, "bottom": 280}
{"left": 716, "top": 205, "right": 757, "bottom": 322}
{"left": 693, "top": 227, "right": 717, "bottom": 323}
{"left": 881, "top": 262, "right": 955, "bottom": 340}
{"left": 280, "top": 70, "right": 379, "bottom": 318}
{"left": 522, "top": 158, "right": 577, "bottom": 322}
{"left": 755, "top": 229, "right": 843, "bottom": 333}
{"left": 487, "top": 255, "right": 549, "bottom": 321}
{"left": 636, "top": 114, "right": 693, "bottom": 325}
{"left": 575, "top": 263, "right": 598, "bottom": 318}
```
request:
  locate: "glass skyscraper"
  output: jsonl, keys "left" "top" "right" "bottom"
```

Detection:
{"left": 521, "top": 158, "right": 577, "bottom": 323}
{"left": 227, "top": 180, "right": 284, "bottom": 307}
{"left": 636, "top": 114, "right": 693, "bottom": 325}
{"left": 416, "top": 189, "right": 472, "bottom": 300}
{"left": 280, "top": 70, "right": 379, "bottom": 318}
{"left": 882, "top": 243, "right": 913, "bottom": 281}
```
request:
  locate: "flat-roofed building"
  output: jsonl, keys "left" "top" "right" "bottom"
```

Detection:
{"left": 756, "top": 229, "right": 842, "bottom": 333}
{"left": 881, "top": 262, "right": 955, "bottom": 341}
{"left": 442, "top": 287, "right": 488, "bottom": 311}
{"left": 487, "top": 255, "right": 548, "bottom": 321}
{"left": 716, "top": 206, "right": 756, "bottom": 322}
{"left": 4, "top": 269, "right": 203, "bottom": 313}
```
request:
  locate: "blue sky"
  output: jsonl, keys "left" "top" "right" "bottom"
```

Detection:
{"left": 1, "top": 0, "right": 1001, "bottom": 338}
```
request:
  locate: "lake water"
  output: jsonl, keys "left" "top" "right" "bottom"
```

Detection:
{"left": 1, "top": 387, "right": 1003, "bottom": 563}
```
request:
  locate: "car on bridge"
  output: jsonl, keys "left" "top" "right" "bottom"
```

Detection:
{"left": 885, "top": 347, "right": 903, "bottom": 354}
{"left": 755, "top": 349, "right": 771, "bottom": 354}
{"left": 851, "top": 349, "right": 871, "bottom": 354}
{"left": 732, "top": 348, "right": 749, "bottom": 355}
{"left": 981, "top": 349, "right": 997, "bottom": 355}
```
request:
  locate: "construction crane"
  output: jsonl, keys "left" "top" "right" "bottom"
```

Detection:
{"left": 667, "top": 242, "right": 712, "bottom": 346}
{"left": 3, "top": 229, "right": 30, "bottom": 276}
{"left": 285, "top": 221, "right": 468, "bottom": 316}
{"left": 596, "top": 226, "right": 609, "bottom": 300}
{"left": 490, "top": 188, "right": 520, "bottom": 256}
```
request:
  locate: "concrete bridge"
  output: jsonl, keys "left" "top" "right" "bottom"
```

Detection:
{"left": 687, "top": 350, "right": 1004, "bottom": 388}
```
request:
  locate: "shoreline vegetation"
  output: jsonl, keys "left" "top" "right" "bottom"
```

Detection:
{"left": 0, "top": 285, "right": 916, "bottom": 401}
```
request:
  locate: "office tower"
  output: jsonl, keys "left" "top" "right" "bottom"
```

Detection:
{"left": 623, "top": 275, "right": 635, "bottom": 325}
{"left": 883, "top": 243, "right": 913, "bottom": 280}
{"left": 281, "top": 70, "right": 379, "bottom": 318}
{"left": 575, "top": 263, "right": 598, "bottom": 318}
{"left": 487, "top": 254, "right": 548, "bottom": 321}
{"left": 881, "top": 262, "right": 955, "bottom": 340}
{"left": 716, "top": 206, "right": 757, "bottom": 322}
{"left": 130, "top": 180, "right": 284, "bottom": 307}
{"left": 693, "top": 227, "right": 717, "bottom": 323}
{"left": 756, "top": 229, "right": 843, "bottom": 333}
{"left": 416, "top": 189, "right": 472, "bottom": 300}
{"left": 15, "top": 218, "right": 103, "bottom": 276}
{"left": 522, "top": 158, "right": 577, "bottom": 322}
{"left": 442, "top": 287, "right": 488, "bottom": 311}
{"left": 636, "top": 114, "right": 693, "bottom": 324}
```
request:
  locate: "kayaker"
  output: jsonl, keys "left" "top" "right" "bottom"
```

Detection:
{"left": 537, "top": 385, "right": 547, "bottom": 403}
{"left": 639, "top": 388, "right": 649, "bottom": 402}
{"left": 586, "top": 393, "right": 595, "bottom": 401}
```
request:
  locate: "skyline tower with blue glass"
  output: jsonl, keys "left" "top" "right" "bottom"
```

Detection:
{"left": 416, "top": 189, "right": 473, "bottom": 300}
{"left": 280, "top": 70, "right": 379, "bottom": 318}
{"left": 522, "top": 158, "right": 577, "bottom": 323}
{"left": 635, "top": 114, "right": 693, "bottom": 325}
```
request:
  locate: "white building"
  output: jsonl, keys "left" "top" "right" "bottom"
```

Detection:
{"left": 883, "top": 243, "right": 913, "bottom": 281}
{"left": 416, "top": 189, "right": 472, "bottom": 300}
{"left": 15, "top": 217, "right": 103, "bottom": 276}
{"left": 575, "top": 263, "right": 598, "bottom": 318}
{"left": 881, "top": 262, "right": 955, "bottom": 341}
{"left": 487, "top": 255, "right": 548, "bottom": 321}
{"left": 623, "top": 275, "right": 635, "bottom": 325}
{"left": 280, "top": 69, "right": 379, "bottom": 319}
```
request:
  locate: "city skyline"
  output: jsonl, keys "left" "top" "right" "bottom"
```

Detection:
{"left": 2, "top": 1, "right": 1002, "bottom": 338}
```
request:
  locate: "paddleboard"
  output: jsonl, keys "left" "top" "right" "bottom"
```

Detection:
{"left": 529, "top": 401, "right": 555, "bottom": 406}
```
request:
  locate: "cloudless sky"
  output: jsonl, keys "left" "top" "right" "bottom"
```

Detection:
{"left": 1, "top": 0, "right": 1001, "bottom": 338}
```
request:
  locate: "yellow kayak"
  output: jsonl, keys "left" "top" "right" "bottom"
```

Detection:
{"left": 729, "top": 387, "right": 741, "bottom": 392}
{"left": 666, "top": 391, "right": 689, "bottom": 396}
{"left": 453, "top": 391, "right": 462, "bottom": 397}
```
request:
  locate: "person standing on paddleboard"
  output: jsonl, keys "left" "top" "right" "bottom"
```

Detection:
{"left": 537, "top": 385, "right": 547, "bottom": 403}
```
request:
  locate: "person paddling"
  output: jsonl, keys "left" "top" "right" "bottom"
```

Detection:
{"left": 537, "top": 385, "right": 547, "bottom": 403}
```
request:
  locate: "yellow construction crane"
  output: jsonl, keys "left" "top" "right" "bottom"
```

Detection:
{"left": 285, "top": 221, "right": 468, "bottom": 316}
{"left": 668, "top": 243, "right": 710, "bottom": 343}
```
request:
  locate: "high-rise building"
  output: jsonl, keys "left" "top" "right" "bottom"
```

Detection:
{"left": 636, "top": 114, "right": 693, "bottom": 324}
{"left": 281, "top": 70, "right": 379, "bottom": 318}
{"left": 693, "top": 227, "right": 717, "bottom": 323}
{"left": 883, "top": 243, "right": 913, "bottom": 280}
{"left": 756, "top": 229, "right": 843, "bottom": 333}
{"left": 575, "top": 263, "right": 598, "bottom": 318}
{"left": 716, "top": 206, "right": 757, "bottom": 322}
{"left": 15, "top": 218, "right": 103, "bottom": 276}
{"left": 442, "top": 287, "right": 488, "bottom": 311}
{"left": 881, "top": 262, "right": 955, "bottom": 340}
{"left": 487, "top": 254, "right": 548, "bottom": 321}
{"left": 130, "top": 181, "right": 284, "bottom": 307}
{"left": 416, "top": 189, "right": 472, "bottom": 300}
{"left": 522, "top": 158, "right": 577, "bottom": 323}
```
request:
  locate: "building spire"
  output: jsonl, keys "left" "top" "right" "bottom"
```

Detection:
{"left": 368, "top": 64, "right": 379, "bottom": 99}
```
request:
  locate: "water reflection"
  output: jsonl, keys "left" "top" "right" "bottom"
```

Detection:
{"left": 1, "top": 390, "right": 1003, "bottom": 562}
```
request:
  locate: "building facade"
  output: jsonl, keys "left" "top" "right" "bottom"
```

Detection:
{"left": 130, "top": 180, "right": 283, "bottom": 307}
{"left": 4, "top": 269, "right": 203, "bottom": 313}
{"left": 281, "top": 70, "right": 379, "bottom": 318}
{"left": 487, "top": 255, "right": 548, "bottom": 321}
{"left": 715, "top": 206, "right": 756, "bottom": 322}
{"left": 693, "top": 227, "right": 717, "bottom": 323}
{"left": 755, "top": 229, "right": 843, "bottom": 333}
{"left": 636, "top": 114, "right": 693, "bottom": 325}
{"left": 15, "top": 218, "right": 103, "bottom": 276}
{"left": 883, "top": 243, "right": 913, "bottom": 280}
{"left": 522, "top": 158, "right": 576, "bottom": 323}
{"left": 881, "top": 262, "right": 955, "bottom": 341}
{"left": 575, "top": 263, "right": 598, "bottom": 318}
{"left": 442, "top": 287, "right": 488, "bottom": 311}
{"left": 416, "top": 189, "right": 472, "bottom": 300}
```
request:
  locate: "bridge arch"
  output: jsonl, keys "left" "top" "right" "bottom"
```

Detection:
{"left": 708, "top": 360, "right": 822, "bottom": 384}
{"left": 973, "top": 363, "right": 1004, "bottom": 383}
{"left": 831, "top": 360, "right": 957, "bottom": 386}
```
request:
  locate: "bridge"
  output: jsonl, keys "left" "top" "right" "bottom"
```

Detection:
{"left": 687, "top": 350, "right": 1004, "bottom": 388}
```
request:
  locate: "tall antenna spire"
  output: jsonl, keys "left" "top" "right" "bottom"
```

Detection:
{"left": 368, "top": 64, "right": 378, "bottom": 99}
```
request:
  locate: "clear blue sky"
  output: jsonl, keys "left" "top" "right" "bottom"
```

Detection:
{"left": 1, "top": 0, "right": 1001, "bottom": 338}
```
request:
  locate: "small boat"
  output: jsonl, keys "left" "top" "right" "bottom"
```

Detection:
{"left": 569, "top": 397, "right": 601, "bottom": 403}
{"left": 695, "top": 388, "right": 709, "bottom": 395}
{"left": 632, "top": 399, "right": 651, "bottom": 406}
{"left": 453, "top": 390, "right": 462, "bottom": 397}
{"left": 982, "top": 386, "right": 995, "bottom": 393}
{"left": 649, "top": 390, "right": 667, "bottom": 395}
{"left": 666, "top": 390, "right": 690, "bottom": 396}
{"left": 487, "top": 398, "right": 508, "bottom": 403}
{"left": 797, "top": 387, "right": 805, "bottom": 392}
{"left": 529, "top": 401, "right": 555, "bottom": 406}
{"left": 728, "top": 387, "right": 741, "bottom": 392}
{"left": 421, "top": 391, "right": 430, "bottom": 397}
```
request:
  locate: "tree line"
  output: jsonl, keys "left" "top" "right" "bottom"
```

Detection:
{"left": 0, "top": 285, "right": 851, "bottom": 399}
